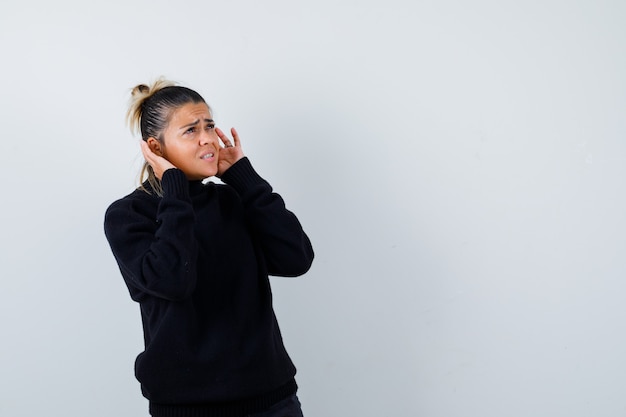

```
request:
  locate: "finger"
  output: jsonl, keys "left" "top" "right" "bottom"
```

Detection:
{"left": 140, "top": 140, "right": 164, "bottom": 171}
{"left": 140, "top": 140, "right": 152, "bottom": 161}
{"left": 231, "top": 127, "right": 240, "bottom": 147}
{"left": 141, "top": 142, "right": 159, "bottom": 167}
{"left": 215, "top": 127, "right": 233, "bottom": 148}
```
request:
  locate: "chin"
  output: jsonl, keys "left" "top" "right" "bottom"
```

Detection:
{"left": 186, "top": 171, "right": 215, "bottom": 181}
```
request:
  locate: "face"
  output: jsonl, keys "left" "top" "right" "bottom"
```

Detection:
{"left": 158, "top": 102, "right": 220, "bottom": 180}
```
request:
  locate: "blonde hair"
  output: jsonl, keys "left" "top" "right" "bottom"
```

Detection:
{"left": 126, "top": 78, "right": 208, "bottom": 195}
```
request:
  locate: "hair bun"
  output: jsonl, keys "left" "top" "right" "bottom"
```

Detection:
{"left": 132, "top": 84, "right": 150, "bottom": 96}
{"left": 126, "top": 77, "right": 177, "bottom": 136}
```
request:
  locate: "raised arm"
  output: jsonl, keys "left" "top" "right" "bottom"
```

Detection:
{"left": 221, "top": 157, "right": 314, "bottom": 277}
{"left": 104, "top": 168, "right": 199, "bottom": 301}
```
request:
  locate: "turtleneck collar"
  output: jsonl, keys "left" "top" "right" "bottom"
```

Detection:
{"left": 188, "top": 179, "right": 205, "bottom": 195}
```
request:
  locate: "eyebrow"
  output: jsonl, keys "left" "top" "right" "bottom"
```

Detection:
{"left": 179, "top": 118, "right": 214, "bottom": 130}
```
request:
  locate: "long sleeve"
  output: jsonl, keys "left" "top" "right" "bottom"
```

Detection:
{"left": 104, "top": 169, "right": 199, "bottom": 301}
{"left": 220, "top": 157, "right": 314, "bottom": 277}
{"left": 103, "top": 159, "right": 311, "bottom": 409}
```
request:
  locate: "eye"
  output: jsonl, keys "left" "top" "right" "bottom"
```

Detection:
{"left": 185, "top": 127, "right": 196, "bottom": 134}
{"left": 206, "top": 124, "right": 215, "bottom": 131}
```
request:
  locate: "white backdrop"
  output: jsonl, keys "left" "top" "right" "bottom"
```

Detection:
{"left": 1, "top": 1, "right": 625, "bottom": 416}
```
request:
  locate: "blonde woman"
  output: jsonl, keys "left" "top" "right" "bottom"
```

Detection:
{"left": 104, "top": 79, "right": 313, "bottom": 417}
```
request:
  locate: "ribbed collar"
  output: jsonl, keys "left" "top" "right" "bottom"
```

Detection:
{"left": 188, "top": 180, "right": 205, "bottom": 196}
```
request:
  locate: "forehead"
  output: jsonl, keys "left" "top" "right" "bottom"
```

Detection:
{"left": 170, "top": 102, "right": 212, "bottom": 123}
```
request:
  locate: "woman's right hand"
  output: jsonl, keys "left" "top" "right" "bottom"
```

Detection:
{"left": 140, "top": 140, "right": 176, "bottom": 180}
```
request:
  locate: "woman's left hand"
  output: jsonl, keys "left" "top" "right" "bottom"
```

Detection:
{"left": 216, "top": 127, "right": 245, "bottom": 177}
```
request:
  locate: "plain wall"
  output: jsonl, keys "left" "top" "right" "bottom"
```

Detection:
{"left": 1, "top": 1, "right": 625, "bottom": 416}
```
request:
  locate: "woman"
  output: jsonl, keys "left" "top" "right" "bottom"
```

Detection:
{"left": 104, "top": 79, "right": 314, "bottom": 417}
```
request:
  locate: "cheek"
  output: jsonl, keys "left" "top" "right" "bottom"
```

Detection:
{"left": 208, "top": 131, "right": 219, "bottom": 144}
{"left": 160, "top": 137, "right": 183, "bottom": 160}
{"left": 158, "top": 142, "right": 169, "bottom": 158}
{"left": 167, "top": 143, "right": 197, "bottom": 165}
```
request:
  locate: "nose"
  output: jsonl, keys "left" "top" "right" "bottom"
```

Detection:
{"left": 200, "top": 129, "right": 217, "bottom": 146}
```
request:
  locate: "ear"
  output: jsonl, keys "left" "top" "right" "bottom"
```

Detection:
{"left": 146, "top": 137, "right": 164, "bottom": 156}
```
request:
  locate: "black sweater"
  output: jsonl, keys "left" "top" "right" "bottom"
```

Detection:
{"left": 104, "top": 158, "right": 314, "bottom": 417}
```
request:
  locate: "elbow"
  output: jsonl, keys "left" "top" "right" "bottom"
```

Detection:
{"left": 297, "top": 248, "right": 315, "bottom": 276}
{"left": 273, "top": 247, "right": 315, "bottom": 277}
{"left": 290, "top": 238, "right": 315, "bottom": 276}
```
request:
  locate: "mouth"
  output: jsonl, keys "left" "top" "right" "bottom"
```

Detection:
{"left": 201, "top": 152, "right": 215, "bottom": 160}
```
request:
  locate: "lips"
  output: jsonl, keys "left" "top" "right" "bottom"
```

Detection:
{"left": 201, "top": 152, "right": 215, "bottom": 160}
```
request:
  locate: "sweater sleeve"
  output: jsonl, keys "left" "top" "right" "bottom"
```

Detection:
{"left": 220, "top": 157, "right": 314, "bottom": 277}
{"left": 104, "top": 169, "right": 199, "bottom": 301}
